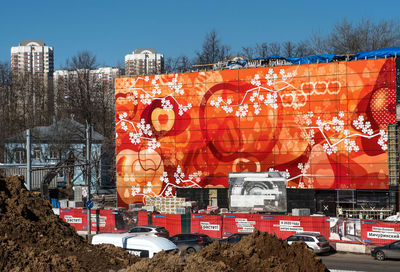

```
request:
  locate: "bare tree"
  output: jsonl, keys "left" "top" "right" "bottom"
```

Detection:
{"left": 0, "top": 61, "right": 11, "bottom": 85}
{"left": 115, "top": 59, "right": 125, "bottom": 75}
{"left": 164, "top": 57, "right": 179, "bottom": 74}
{"left": 282, "top": 41, "right": 296, "bottom": 57}
{"left": 241, "top": 46, "right": 255, "bottom": 59}
{"left": 178, "top": 56, "right": 192, "bottom": 72}
{"left": 0, "top": 60, "right": 54, "bottom": 162}
{"left": 165, "top": 55, "right": 193, "bottom": 74}
{"left": 66, "top": 51, "right": 98, "bottom": 70}
{"left": 60, "top": 51, "right": 100, "bottom": 128}
{"left": 56, "top": 51, "right": 116, "bottom": 189}
{"left": 0, "top": 61, "right": 12, "bottom": 161}
{"left": 195, "top": 30, "right": 231, "bottom": 65}
{"left": 241, "top": 43, "right": 270, "bottom": 59}
{"left": 269, "top": 42, "right": 281, "bottom": 55}
{"left": 309, "top": 30, "right": 330, "bottom": 55}
{"left": 314, "top": 17, "right": 400, "bottom": 55}
{"left": 256, "top": 43, "right": 269, "bottom": 57}
{"left": 295, "top": 40, "right": 313, "bottom": 57}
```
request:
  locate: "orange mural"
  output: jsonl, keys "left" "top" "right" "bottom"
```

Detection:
{"left": 115, "top": 59, "right": 396, "bottom": 207}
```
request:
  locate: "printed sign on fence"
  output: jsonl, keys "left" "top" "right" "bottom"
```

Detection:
{"left": 91, "top": 214, "right": 107, "bottom": 227}
{"left": 64, "top": 215, "right": 82, "bottom": 224}
{"left": 367, "top": 231, "right": 400, "bottom": 240}
{"left": 191, "top": 214, "right": 222, "bottom": 238}
{"left": 235, "top": 218, "right": 256, "bottom": 232}
{"left": 200, "top": 222, "right": 220, "bottom": 231}
{"left": 361, "top": 220, "right": 400, "bottom": 244}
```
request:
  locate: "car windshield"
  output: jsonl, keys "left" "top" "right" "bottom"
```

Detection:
{"left": 129, "top": 228, "right": 139, "bottom": 233}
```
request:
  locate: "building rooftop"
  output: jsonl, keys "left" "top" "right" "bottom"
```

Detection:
{"left": 6, "top": 118, "right": 104, "bottom": 144}
{"left": 133, "top": 48, "right": 156, "bottom": 54}
{"left": 20, "top": 40, "right": 46, "bottom": 46}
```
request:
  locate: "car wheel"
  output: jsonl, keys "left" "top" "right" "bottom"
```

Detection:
{"left": 186, "top": 247, "right": 196, "bottom": 254}
{"left": 375, "top": 251, "right": 385, "bottom": 261}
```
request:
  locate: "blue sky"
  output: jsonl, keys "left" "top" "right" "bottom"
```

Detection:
{"left": 1, "top": 0, "right": 399, "bottom": 69}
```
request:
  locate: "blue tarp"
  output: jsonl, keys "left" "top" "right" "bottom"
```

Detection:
{"left": 350, "top": 47, "right": 400, "bottom": 60}
{"left": 227, "top": 47, "right": 400, "bottom": 67}
{"left": 228, "top": 54, "right": 336, "bottom": 66}
{"left": 285, "top": 54, "right": 336, "bottom": 64}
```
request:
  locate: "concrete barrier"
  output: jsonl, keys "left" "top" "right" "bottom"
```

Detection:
{"left": 335, "top": 243, "right": 367, "bottom": 254}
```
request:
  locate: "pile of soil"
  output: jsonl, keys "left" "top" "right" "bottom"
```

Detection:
{"left": 0, "top": 174, "right": 328, "bottom": 271}
{"left": 126, "top": 231, "right": 328, "bottom": 272}
{"left": 0, "top": 175, "right": 139, "bottom": 271}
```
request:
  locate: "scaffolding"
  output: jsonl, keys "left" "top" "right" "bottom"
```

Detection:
{"left": 337, "top": 206, "right": 396, "bottom": 220}
{"left": 388, "top": 124, "right": 399, "bottom": 186}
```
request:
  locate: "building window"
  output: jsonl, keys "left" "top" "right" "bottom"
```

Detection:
{"left": 33, "top": 148, "right": 41, "bottom": 160}
{"left": 14, "top": 148, "right": 26, "bottom": 163}
{"left": 49, "top": 147, "right": 59, "bottom": 159}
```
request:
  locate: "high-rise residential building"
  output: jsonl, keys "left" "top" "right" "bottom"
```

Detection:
{"left": 10, "top": 40, "right": 55, "bottom": 120}
{"left": 54, "top": 67, "right": 120, "bottom": 88}
{"left": 11, "top": 40, "right": 54, "bottom": 77}
{"left": 125, "top": 49, "right": 164, "bottom": 76}
{"left": 93, "top": 67, "right": 121, "bottom": 87}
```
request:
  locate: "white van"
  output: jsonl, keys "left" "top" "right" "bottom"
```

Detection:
{"left": 91, "top": 233, "right": 177, "bottom": 258}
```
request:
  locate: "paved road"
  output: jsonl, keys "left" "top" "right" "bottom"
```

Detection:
{"left": 319, "top": 252, "right": 399, "bottom": 272}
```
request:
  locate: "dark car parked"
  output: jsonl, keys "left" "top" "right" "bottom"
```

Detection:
{"left": 371, "top": 240, "right": 400, "bottom": 261}
{"left": 219, "top": 233, "right": 250, "bottom": 244}
{"left": 128, "top": 225, "right": 169, "bottom": 238}
{"left": 192, "top": 233, "right": 214, "bottom": 245}
{"left": 169, "top": 233, "right": 212, "bottom": 253}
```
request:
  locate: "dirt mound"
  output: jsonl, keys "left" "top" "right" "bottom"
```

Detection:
{"left": 126, "top": 231, "right": 328, "bottom": 272}
{"left": 0, "top": 175, "right": 139, "bottom": 271}
{"left": 0, "top": 174, "right": 328, "bottom": 271}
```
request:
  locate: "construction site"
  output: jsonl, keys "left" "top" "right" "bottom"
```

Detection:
{"left": 0, "top": 174, "right": 328, "bottom": 271}
{"left": 2, "top": 47, "right": 400, "bottom": 270}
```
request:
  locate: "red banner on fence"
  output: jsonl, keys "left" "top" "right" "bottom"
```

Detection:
{"left": 138, "top": 211, "right": 149, "bottom": 226}
{"left": 59, "top": 208, "right": 117, "bottom": 232}
{"left": 59, "top": 208, "right": 87, "bottom": 231}
{"left": 191, "top": 214, "right": 222, "bottom": 238}
{"left": 152, "top": 214, "right": 182, "bottom": 236}
{"left": 258, "top": 215, "right": 330, "bottom": 240}
{"left": 91, "top": 209, "right": 116, "bottom": 232}
{"left": 222, "top": 214, "right": 330, "bottom": 239}
{"left": 222, "top": 214, "right": 260, "bottom": 237}
{"left": 361, "top": 220, "right": 400, "bottom": 244}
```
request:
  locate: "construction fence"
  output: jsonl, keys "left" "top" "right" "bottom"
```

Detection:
{"left": 55, "top": 209, "right": 400, "bottom": 245}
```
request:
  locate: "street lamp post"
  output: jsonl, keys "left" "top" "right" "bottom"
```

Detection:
{"left": 26, "top": 129, "right": 31, "bottom": 190}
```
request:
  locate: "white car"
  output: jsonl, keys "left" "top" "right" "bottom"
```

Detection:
{"left": 127, "top": 225, "right": 169, "bottom": 238}
{"left": 91, "top": 233, "right": 177, "bottom": 257}
{"left": 285, "top": 232, "right": 330, "bottom": 254}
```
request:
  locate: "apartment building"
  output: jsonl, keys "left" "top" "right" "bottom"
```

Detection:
{"left": 11, "top": 40, "right": 54, "bottom": 77}
{"left": 125, "top": 48, "right": 164, "bottom": 75}
{"left": 54, "top": 67, "right": 120, "bottom": 87}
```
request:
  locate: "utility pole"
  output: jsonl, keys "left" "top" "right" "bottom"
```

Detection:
{"left": 26, "top": 129, "right": 31, "bottom": 190}
{"left": 86, "top": 122, "right": 91, "bottom": 237}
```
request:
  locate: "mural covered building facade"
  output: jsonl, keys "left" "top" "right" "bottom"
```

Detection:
{"left": 115, "top": 58, "right": 399, "bottom": 209}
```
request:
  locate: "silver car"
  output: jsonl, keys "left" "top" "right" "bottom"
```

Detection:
{"left": 286, "top": 232, "right": 330, "bottom": 254}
